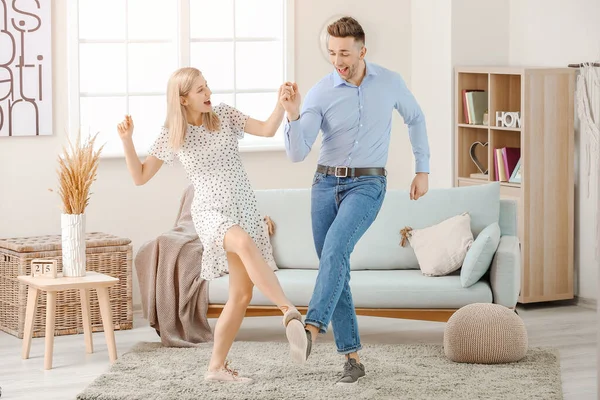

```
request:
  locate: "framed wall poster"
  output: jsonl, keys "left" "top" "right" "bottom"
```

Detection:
{"left": 0, "top": 0, "right": 53, "bottom": 136}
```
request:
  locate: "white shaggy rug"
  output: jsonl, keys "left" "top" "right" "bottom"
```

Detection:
{"left": 77, "top": 341, "right": 562, "bottom": 400}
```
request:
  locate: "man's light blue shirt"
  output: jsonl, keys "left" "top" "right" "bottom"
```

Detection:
{"left": 284, "top": 61, "right": 430, "bottom": 173}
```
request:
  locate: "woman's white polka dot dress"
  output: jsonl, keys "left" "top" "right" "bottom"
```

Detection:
{"left": 148, "top": 103, "right": 276, "bottom": 280}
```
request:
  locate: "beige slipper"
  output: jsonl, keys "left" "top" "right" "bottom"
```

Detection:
{"left": 204, "top": 361, "right": 253, "bottom": 383}
{"left": 283, "top": 308, "right": 309, "bottom": 364}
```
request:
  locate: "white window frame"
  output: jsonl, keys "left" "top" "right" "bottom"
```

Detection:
{"left": 67, "top": 0, "right": 294, "bottom": 158}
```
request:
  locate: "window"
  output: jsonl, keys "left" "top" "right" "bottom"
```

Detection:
{"left": 68, "top": 0, "right": 294, "bottom": 158}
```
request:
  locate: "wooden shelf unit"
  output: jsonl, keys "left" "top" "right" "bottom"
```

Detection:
{"left": 454, "top": 66, "right": 576, "bottom": 304}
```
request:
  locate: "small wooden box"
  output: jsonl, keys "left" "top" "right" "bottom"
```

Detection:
{"left": 0, "top": 232, "right": 133, "bottom": 338}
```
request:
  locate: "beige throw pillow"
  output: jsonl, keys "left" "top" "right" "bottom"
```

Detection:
{"left": 401, "top": 212, "right": 474, "bottom": 276}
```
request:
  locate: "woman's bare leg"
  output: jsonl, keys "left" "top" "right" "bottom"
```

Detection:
{"left": 207, "top": 253, "right": 253, "bottom": 372}
{"left": 223, "top": 225, "right": 310, "bottom": 363}
{"left": 223, "top": 225, "right": 294, "bottom": 312}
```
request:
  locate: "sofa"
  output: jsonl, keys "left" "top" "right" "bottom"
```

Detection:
{"left": 207, "top": 181, "right": 521, "bottom": 322}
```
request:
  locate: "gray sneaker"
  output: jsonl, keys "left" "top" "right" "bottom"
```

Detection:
{"left": 305, "top": 329, "right": 313, "bottom": 359}
{"left": 336, "top": 358, "right": 365, "bottom": 385}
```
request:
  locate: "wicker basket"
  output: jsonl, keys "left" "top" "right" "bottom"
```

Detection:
{"left": 0, "top": 232, "right": 133, "bottom": 339}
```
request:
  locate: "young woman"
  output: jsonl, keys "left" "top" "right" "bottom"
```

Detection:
{"left": 117, "top": 67, "right": 310, "bottom": 383}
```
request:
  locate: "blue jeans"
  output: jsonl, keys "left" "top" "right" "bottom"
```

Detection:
{"left": 305, "top": 171, "right": 387, "bottom": 354}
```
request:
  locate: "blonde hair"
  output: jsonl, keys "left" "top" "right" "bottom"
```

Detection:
{"left": 164, "top": 67, "right": 220, "bottom": 150}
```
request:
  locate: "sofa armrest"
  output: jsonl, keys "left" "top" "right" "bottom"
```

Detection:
{"left": 489, "top": 235, "right": 521, "bottom": 308}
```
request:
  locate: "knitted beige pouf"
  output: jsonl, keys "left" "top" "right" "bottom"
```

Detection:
{"left": 444, "top": 303, "right": 528, "bottom": 364}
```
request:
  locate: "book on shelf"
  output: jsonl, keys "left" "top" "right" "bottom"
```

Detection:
{"left": 493, "top": 147, "right": 521, "bottom": 183}
{"left": 462, "top": 90, "right": 487, "bottom": 125}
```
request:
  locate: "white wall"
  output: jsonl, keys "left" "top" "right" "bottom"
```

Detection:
{"left": 451, "top": 0, "right": 511, "bottom": 187}
{"left": 410, "top": 0, "right": 510, "bottom": 189}
{"left": 0, "top": 0, "right": 415, "bottom": 309}
{"left": 410, "top": 0, "right": 453, "bottom": 189}
{"left": 451, "top": 0, "right": 510, "bottom": 67}
{"left": 509, "top": 0, "right": 600, "bottom": 302}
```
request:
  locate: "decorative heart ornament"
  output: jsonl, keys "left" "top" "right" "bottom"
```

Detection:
{"left": 469, "top": 141, "right": 488, "bottom": 174}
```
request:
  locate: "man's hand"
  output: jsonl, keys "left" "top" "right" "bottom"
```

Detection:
{"left": 280, "top": 81, "right": 301, "bottom": 121}
{"left": 410, "top": 173, "right": 429, "bottom": 200}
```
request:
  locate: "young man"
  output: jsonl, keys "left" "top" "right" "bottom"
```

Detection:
{"left": 279, "top": 16, "right": 430, "bottom": 384}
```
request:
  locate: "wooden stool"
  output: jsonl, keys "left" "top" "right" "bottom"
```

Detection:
{"left": 18, "top": 271, "right": 119, "bottom": 370}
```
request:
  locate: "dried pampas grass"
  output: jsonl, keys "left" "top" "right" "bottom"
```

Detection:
{"left": 52, "top": 132, "right": 104, "bottom": 215}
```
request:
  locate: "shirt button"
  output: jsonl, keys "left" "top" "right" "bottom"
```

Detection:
{"left": 360, "top": 124, "right": 363, "bottom": 127}
{"left": 355, "top": 141, "right": 358, "bottom": 144}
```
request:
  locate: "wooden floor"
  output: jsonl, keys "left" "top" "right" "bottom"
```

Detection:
{"left": 0, "top": 302, "right": 596, "bottom": 400}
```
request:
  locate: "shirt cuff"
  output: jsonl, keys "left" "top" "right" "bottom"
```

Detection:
{"left": 415, "top": 159, "right": 430, "bottom": 174}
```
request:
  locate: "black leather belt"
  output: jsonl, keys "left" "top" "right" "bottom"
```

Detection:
{"left": 316, "top": 164, "right": 386, "bottom": 178}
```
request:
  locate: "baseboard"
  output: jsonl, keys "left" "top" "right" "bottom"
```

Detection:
{"left": 575, "top": 296, "right": 597, "bottom": 310}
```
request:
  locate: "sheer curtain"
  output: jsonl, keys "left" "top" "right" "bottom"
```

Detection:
{"left": 577, "top": 62, "right": 600, "bottom": 400}
{"left": 576, "top": 64, "right": 600, "bottom": 260}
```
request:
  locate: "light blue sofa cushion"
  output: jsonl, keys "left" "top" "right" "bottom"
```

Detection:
{"left": 499, "top": 198, "right": 518, "bottom": 236}
{"left": 460, "top": 222, "right": 501, "bottom": 288}
{"left": 255, "top": 182, "right": 501, "bottom": 270}
{"left": 490, "top": 235, "right": 521, "bottom": 307}
{"left": 208, "top": 269, "right": 493, "bottom": 309}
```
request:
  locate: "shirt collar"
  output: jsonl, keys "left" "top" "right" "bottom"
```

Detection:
{"left": 332, "top": 60, "right": 377, "bottom": 87}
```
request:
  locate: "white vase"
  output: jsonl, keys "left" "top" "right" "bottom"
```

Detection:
{"left": 61, "top": 213, "right": 86, "bottom": 277}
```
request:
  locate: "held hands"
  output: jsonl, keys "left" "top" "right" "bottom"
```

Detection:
{"left": 279, "top": 81, "right": 301, "bottom": 121}
{"left": 117, "top": 115, "right": 134, "bottom": 140}
{"left": 410, "top": 173, "right": 429, "bottom": 200}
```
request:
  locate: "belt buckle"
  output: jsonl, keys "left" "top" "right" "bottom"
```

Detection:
{"left": 334, "top": 166, "right": 348, "bottom": 178}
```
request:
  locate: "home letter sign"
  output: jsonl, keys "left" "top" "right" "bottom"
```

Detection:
{"left": 495, "top": 111, "right": 522, "bottom": 128}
